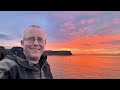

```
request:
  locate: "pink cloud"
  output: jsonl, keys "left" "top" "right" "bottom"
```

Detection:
{"left": 69, "top": 31, "right": 80, "bottom": 37}
{"left": 0, "top": 42, "right": 20, "bottom": 48}
{"left": 83, "top": 24, "right": 95, "bottom": 31}
{"left": 81, "top": 11, "right": 102, "bottom": 15}
{"left": 87, "top": 18, "right": 99, "bottom": 24}
{"left": 79, "top": 20, "right": 86, "bottom": 25}
{"left": 68, "top": 24, "right": 76, "bottom": 30}
{"left": 95, "top": 26, "right": 114, "bottom": 36}
{"left": 63, "top": 22, "right": 70, "bottom": 26}
{"left": 52, "top": 12, "right": 75, "bottom": 21}
{"left": 112, "top": 17, "right": 120, "bottom": 24}
{"left": 59, "top": 28, "right": 68, "bottom": 33}
{"left": 63, "top": 22, "right": 76, "bottom": 30}
{"left": 77, "top": 17, "right": 99, "bottom": 26}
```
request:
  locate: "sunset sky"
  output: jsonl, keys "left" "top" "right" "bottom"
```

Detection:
{"left": 0, "top": 11, "right": 120, "bottom": 54}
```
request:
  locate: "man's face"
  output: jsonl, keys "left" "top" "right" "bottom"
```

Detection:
{"left": 21, "top": 27, "right": 46, "bottom": 62}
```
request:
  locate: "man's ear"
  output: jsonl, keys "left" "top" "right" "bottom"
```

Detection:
{"left": 21, "top": 40, "right": 24, "bottom": 46}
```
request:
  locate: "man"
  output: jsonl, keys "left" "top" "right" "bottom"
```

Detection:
{"left": 0, "top": 25, "right": 53, "bottom": 79}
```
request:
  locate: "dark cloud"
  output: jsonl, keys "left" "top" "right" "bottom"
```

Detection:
{"left": 100, "top": 40, "right": 120, "bottom": 45}
{"left": 81, "top": 44, "right": 92, "bottom": 46}
{"left": 0, "top": 33, "right": 12, "bottom": 40}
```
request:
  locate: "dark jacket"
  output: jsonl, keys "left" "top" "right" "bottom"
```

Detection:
{"left": 0, "top": 49, "right": 53, "bottom": 79}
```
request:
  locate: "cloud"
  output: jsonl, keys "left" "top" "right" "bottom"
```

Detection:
{"left": 47, "top": 33, "right": 120, "bottom": 50}
{"left": 0, "top": 33, "right": 12, "bottom": 40}
{"left": 92, "top": 25, "right": 114, "bottom": 36}
{"left": 81, "top": 44, "right": 92, "bottom": 46}
{"left": 48, "top": 12, "right": 119, "bottom": 43}
{"left": 112, "top": 17, "right": 120, "bottom": 25}
{"left": 100, "top": 40, "right": 120, "bottom": 45}
{"left": 60, "top": 16, "right": 100, "bottom": 40}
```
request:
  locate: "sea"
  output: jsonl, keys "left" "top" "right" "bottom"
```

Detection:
{"left": 47, "top": 55, "right": 120, "bottom": 79}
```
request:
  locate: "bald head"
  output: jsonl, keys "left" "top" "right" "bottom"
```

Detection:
{"left": 23, "top": 25, "right": 46, "bottom": 40}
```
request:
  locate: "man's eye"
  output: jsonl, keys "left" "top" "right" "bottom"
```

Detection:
{"left": 28, "top": 38, "right": 34, "bottom": 41}
{"left": 38, "top": 38, "right": 42, "bottom": 41}
{"left": 38, "top": 38, "right": 44, "bottom": 42}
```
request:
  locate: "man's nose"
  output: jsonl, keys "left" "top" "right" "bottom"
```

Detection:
{"left": 33, "top": 39, "right": 39, "bottom": 45}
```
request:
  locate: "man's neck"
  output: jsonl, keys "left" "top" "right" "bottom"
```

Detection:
{"left": 26, "top": 57, "right": 39, "bottom": 65}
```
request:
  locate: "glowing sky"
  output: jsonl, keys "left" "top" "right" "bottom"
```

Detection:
{"left": 0, "top": 11, "right": 120, "bottom": 54}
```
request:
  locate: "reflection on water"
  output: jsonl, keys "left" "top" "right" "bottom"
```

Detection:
{"left": 47, "top": 55, "right": 120, "bottom": 79}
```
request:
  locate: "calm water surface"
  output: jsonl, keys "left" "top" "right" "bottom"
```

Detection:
{"left": 47, "top": 55, "right": 120, "bottom": 79}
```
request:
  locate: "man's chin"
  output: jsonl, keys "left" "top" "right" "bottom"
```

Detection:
{"left": 31, "top": 54, "right": 41, "bottom": 59}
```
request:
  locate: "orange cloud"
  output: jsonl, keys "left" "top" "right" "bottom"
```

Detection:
{"left": 46, "top": 33, "right": 120, "bottom": 54}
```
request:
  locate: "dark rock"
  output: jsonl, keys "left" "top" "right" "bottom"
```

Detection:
{"left": 0, "top": 46, "right": 7, "bottom": 61}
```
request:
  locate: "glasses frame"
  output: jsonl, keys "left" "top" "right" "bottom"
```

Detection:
{"left": 23, "top": 37, "right": 46, "bottom": 43}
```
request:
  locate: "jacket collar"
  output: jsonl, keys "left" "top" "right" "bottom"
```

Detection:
{"left": 16, "top": 55, "right": 47, "bottom": 71}
{"left": 5, "top": 50, "right": 47, "bottom": 71}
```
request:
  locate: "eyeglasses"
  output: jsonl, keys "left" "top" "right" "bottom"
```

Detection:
{"left": 23, "top": 37, "right": 46, "bottom": 43}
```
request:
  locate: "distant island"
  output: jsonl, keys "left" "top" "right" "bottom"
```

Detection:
{"left": 43, "top": 50, "right": 72, "bottom": 56}
{"left": 78, "top": 54, "right": 120, "bottom": 56}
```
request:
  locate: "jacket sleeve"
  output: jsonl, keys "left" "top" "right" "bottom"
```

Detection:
{"left": 0, "top": 59, "right": 17, "bottom": 79}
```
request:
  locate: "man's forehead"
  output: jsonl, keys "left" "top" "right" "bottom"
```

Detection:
{"left": 25, "top": 27, "right": 44, "bottom": 33}
{"left": 23, "top": 27, "right": 46, "bottom": 38}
